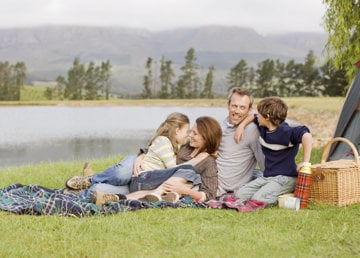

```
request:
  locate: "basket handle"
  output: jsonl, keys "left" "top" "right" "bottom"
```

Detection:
{"left": 321, "top": 137, "right": 359, "bottom": 165}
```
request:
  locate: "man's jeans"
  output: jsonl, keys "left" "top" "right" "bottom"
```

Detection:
{"left": 79, "top": 154, "right": 136, "bottom": 198}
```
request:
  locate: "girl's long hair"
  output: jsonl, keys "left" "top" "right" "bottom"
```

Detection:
{"left": 148, "top": 112, "right": 190, "bottom": 155}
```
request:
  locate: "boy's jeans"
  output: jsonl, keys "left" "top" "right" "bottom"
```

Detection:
{"left": 234, "top": 175, "right": 297, "bottom": 205}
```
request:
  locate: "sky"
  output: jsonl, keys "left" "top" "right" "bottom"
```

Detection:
{"left": 0, "top": 0, "right": 326, "bottom": 35}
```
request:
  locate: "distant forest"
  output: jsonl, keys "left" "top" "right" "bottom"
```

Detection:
{"left": 0, "top": 47, "right": 347, "bottom": 101}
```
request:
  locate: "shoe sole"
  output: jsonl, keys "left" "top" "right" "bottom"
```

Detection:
{"left": 162, "top": 192, "right": 179, "bottom": 203}
{"left": 141, "top": 193, "right": 161, "bottom": 203}
{"left": 66, "top": 176, "right": 91, "bottom": 190}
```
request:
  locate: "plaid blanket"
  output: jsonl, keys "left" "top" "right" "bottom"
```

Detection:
{"left": 0, "top": 183, "right": 266, "bottom": 217}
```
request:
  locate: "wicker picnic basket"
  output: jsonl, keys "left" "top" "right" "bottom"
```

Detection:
{"left": 309, "top": 137, "right": 360, "bottom": 206}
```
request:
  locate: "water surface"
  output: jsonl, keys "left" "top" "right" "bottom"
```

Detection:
{"left": 1, "top": 106, "right": 227, "bottom": 168}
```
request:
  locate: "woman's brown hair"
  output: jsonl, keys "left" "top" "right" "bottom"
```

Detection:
{"left": 195, "top": 116, "right": 222, "bottom": 156}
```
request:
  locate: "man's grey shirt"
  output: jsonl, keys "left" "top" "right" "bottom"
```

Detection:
{"left": 216, "top": 117, "right": 265, "bottom": 195}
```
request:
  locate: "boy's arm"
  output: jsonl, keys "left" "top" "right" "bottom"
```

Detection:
{"left": 234, "top": 114, "right": 255, "bottom": 144}
{"left": 297, "top": 132, "right": 313, "bottom": 171}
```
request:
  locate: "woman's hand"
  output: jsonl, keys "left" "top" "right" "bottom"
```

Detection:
{"left": 194, "top": 152, "right": 209, "bottom": 161}
{"left": 132, "top": 154, "right": 145, "bottom": 176}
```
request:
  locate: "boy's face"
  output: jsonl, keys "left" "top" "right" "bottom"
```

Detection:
{"left": 258, "top": 113, "right": 271, "bottom": 128}
{"left": 227, "top": 93, "right": 251, "bottom": 125}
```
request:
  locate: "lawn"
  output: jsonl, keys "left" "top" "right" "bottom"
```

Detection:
{"left": 0, "top": 149, "right": 360, "bottom": 258}
{"left": 1, "top": 96, "right": 356, "bottom": 257}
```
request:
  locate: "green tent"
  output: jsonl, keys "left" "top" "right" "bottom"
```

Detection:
{"left": 328, "top": 61, "right": 360, "bottom": 161}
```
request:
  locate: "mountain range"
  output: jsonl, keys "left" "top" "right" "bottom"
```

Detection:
{"left": 0, "top": 25, "right": 327, "bottom": 95}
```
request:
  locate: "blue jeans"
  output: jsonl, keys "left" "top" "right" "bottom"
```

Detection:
{"left": 234, "top": 175, "right": 297, "bottom": 205}
{"left": 129, "top": 164, "right": 200, "bottom": 192}
{"left": 79, "top": 154, "right": 137, "bottom": 198}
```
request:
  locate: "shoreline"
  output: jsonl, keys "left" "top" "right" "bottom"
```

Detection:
{"left": 1, "top": 97, "right": 344, "bottom": 148}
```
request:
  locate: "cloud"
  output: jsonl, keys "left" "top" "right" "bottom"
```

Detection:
{"left": 0, "top": 0, "right": 326, "bottom": 34}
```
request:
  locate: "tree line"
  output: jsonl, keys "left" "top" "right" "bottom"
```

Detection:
{"left": 142, "top": 48, "right": 348, "bottom": 99}
{"left": 0, "top": 61, "right": 26, "bottom": 101}
{"left": 0, "top": 49, "right": 348, "bottom": 101}
{"left": 45, "top": 57, "right": 112, "bottom": 100}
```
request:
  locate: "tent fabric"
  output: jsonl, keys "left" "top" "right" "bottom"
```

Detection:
{"left": 329, "top": 64, "right": 360, "bottom": 161}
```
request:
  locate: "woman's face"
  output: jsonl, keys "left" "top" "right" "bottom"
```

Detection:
{"left": 175, "top": 123, "right": 190, "bottom": 145}
{"left": 189, "top": 123, "right": 205, "bottom": 149}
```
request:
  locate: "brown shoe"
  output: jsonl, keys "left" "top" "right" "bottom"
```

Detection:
{"left": 66, "top": 175, "right": 92, "bottom": 190}
{"left": 162, "top": 192, "right": 180, "bottom": 203}
{"left": 90, "top": 191, "right": 122, "bottom": 207}
{"left": 139, "top": 193, "right": 162, "bottom": 203}
{"left": 83, "top": 162, "right": 93, "bottom": 176}
{"left": 62, "top": 187, "right": 81, "bottom": 194}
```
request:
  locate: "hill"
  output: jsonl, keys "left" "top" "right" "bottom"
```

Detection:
{"left": 0, "top": 25, "right": 327, "bottom": 95}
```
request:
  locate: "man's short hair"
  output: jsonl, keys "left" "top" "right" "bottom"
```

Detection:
{"left": 227, "top": 87, "right": 254, "bottom": 108}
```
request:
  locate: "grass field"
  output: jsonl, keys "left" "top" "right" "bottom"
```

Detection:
{"left": 0, "top": 150, "right": 360, "bottom": 257}
{"left": 1, "top": 90, "right": 357, "bottom": 257}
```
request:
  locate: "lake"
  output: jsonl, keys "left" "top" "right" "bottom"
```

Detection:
{"left": 0, "top": 106, "right": 227, "bottom": 168}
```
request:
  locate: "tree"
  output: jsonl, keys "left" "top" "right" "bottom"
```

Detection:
{"left": 227, "top": 59, "right": 248, "bottom": 90}
{"left": 158, "top": 56, "right": 174, "bottom": 99}
{"left": 323, "top": 0, "right": 360, "bottom": 88}
{"left": 84, "top": 62, "right": 97, "bottom": 100}
{"left": 54, "top": 75, "right": 65, "bottom": 100}
{"left": 0, "top": 61, "right": 25, "bottom": 101}
{"left": 283, "top": 59, "right": 303, "bottom": 96}
{"left": 14, "top": 62, "right": 26, "bottom": 89}
{"left": 319, "top": 59, "right": 348, "bottom": 96}
{"left": 301, "top": 50, "right": 321, "bottom": 96}
{"left": 44, "top": 87, "right": 53, "bottom": 100}
{"left": 274, "top": 59, "right": 287, "bottom": 96}
{"left": 176, "top": 48, "right": 200, "bottom": 98}
{"left": 142, "top": 57, "right": 153, "bottom": 98}
{"left": 201, "top": 65, "right": 215, "bottom": 98}
{"left": 255, "top": 59, "right": 276, "bottom": 97}
{"left": 65, "top": 58, "right": 85, "bottom": 100}
{"left": 99, "top": 60, "right": 112, "bottom": 100}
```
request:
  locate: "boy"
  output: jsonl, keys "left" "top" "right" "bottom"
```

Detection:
{"left": 233, "top": 96, "right": 312, "bottom": 205}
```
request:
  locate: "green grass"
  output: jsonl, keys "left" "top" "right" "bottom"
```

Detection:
{"left": 1, "top": 148, "right": 360, "bottom": 257}
{"left": 20, "top": 85, "right": 49, "bottom": 101}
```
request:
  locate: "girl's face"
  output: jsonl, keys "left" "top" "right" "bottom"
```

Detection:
{"left": 175, "top": 123, "right": 190, "bottom": 145}
{"left": 189, "top": 123, "right": 205, "bottom": 149}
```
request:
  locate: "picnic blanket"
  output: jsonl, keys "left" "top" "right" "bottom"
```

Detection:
{"left": 0, "top": 183, "right": 266, "bottom": 217}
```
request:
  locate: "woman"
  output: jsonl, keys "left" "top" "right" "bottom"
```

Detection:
{"left": 91, "top": 116, "right": 222, "bottom": 205}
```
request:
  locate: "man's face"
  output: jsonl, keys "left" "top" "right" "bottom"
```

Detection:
{"left": 227, "top": 93, "right": 251, "bottom": 125}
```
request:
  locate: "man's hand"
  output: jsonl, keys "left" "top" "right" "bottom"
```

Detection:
{"left": 162, "top": 181, "right": 192, "bottom": 195}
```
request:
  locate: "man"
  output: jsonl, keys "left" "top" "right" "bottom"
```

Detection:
{"left": 216, "top": 87, "right": 265, "bottom": 196}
